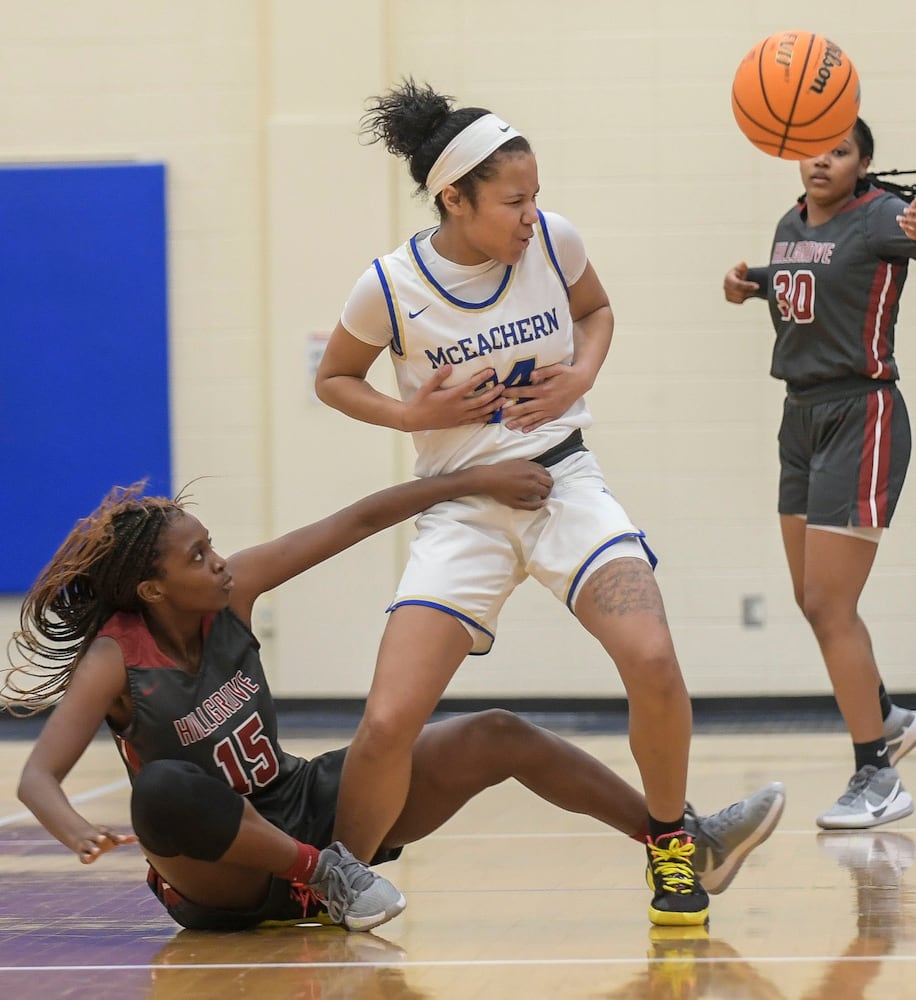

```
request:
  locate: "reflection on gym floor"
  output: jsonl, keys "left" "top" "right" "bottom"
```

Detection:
{"left": 2, "top": 730, "right": 916, "bottom": 999}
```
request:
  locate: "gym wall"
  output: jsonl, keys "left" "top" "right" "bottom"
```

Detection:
{"left": 1, "top": 0, "right": 913, "bottom": 701}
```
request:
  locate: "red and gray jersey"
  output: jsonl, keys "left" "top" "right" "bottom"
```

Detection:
{"left": 753, "top": 187, "right": 915, "bottom": 390}
{"left": 100, "top": 609, "right": 316, "bottom": 833}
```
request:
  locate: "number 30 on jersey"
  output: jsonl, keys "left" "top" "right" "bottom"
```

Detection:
{"left": 774, "top": 268, "right": 815, "bottom": 323}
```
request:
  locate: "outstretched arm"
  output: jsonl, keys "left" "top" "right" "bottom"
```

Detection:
{"left": 227, "top": 459, "right": 553, "bottom": 615}
{"left": 17, "top": 641, "right": 138, "bottom": 864}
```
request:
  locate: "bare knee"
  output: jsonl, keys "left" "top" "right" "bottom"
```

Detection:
{"left": 799, "top": 592, "right": 824, "bottom": 632}
{"left": 353, "top": 709, "right": 426, "bottom": 761}
{"left": 800, "top": 589, "right": 856, "bottom": 641}
{"left": 457, "top": 710, "right": 537, "bottom": 779}
{"left": 467, "top": 708, "right": 533, "bottom": 746}
{"left": 607, "top": 633, "right": 685, "bottom": 701}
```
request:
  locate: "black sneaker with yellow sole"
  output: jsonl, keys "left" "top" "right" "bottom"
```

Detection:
{"left": 646, "top": 830, "right": 710, "bottom": 926}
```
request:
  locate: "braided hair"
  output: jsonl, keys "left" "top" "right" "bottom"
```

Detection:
{"left": 839, "top": 119, "right": 915, "bottom": 203}
{"left": 867, "top": 169, "right": 916, "bottom": 204}
{"left": 359, "top": 77, "right": 531, "bottom": 215}
{"left": 3, "top": 483, "right": 186, "bottom": 716}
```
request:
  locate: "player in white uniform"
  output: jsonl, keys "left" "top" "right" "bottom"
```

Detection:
{"left": 341, "top": 208, "right": 651, "bottom": 651}
{"left": 316, "top": 80, "right": 711, "bottom": 926}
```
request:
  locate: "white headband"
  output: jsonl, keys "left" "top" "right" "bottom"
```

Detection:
{"left": 425, "top": 113, "right": 523, "bottom": 197}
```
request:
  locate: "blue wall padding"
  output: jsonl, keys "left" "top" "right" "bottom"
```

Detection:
{"left": 0, "top": 163, "right": 171, "bottom": 593}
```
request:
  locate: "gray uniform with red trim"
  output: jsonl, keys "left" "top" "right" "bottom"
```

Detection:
{"left": 747, "top": 186, "right": 915, "bottom": 526}
{"left": 99, "top": 609, "right": 396, "bottom": 930}
{"left": 101, "top": 608, "right": 341, "bottom": 845}
{"left": 762, "top": 187, "right": 913, "bottom": 389}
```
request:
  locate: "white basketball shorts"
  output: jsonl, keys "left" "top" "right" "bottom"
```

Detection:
{"left": 388, "top": 450, "right": 654, "bottom": 654}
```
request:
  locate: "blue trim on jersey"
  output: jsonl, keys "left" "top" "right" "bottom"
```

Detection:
{"left": 386, "top": 598, "right": 495, "bottom": 655}
{"left": 373, "top": 257, "right": 404, "bottom": 356}
{"left": 565, "top": 531, "right": 658, "bottom": 611}
{"left": 536, "top": 210, "right": 570, "bottom": 299}
{"left": 408, "top": 233, "right": 513, "bottom": 309}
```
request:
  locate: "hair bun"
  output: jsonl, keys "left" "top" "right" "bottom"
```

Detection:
{"left": 361, "top": 78, "right": 453, "bottom": 161}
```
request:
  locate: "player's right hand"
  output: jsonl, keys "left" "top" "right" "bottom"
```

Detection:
{"left": 723, "top": 261, "right": 760, "bottom": 304}
{"left": 404, "top": 365, "right": 506, "bottom": 430}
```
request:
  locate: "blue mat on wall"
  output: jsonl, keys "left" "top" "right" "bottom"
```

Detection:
{"left": 0, "top": 162, "right": 171, "bottom": 593}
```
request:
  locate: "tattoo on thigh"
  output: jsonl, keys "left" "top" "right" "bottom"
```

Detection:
{"left": 587, "top": 559, "right": 668, "bottom": 624}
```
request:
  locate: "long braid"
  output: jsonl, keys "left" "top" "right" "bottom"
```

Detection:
{"left": 3, "top": 483, "right": 185, "bottom": 716}
{"left": 867, "top": 169, "right": 916, "bottom": 204}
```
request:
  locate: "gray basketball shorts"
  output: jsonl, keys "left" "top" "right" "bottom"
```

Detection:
{"left": 388, "top": 450, "right": 655, "bottom": 654}
{"left": 778, "top": 382, "right": 911, "bottom": 527}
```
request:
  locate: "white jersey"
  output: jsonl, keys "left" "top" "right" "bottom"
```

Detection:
{"left": 341, "top": 210, "right": 593, "bottom": 476}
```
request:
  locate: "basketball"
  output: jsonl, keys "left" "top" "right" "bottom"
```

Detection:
{"left": 731, "top": 30, "right": 861, "bottom": 160}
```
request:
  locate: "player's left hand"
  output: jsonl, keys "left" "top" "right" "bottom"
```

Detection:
{"left": 898, "top": 202, "right": 916, "bottom": 241}
{"left": 500, "top": 363, "right": 589, "bottom": 432}
{"left": 76, "top": 825, "right": 139, "bottom": 865}
{"left": 473, "top": 459, "right": 554, "bottom": 510}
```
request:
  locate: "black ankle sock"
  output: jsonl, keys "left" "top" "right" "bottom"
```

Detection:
{"left": 879, "top": 682, "right": 893, "bottom": 722}
{"left": 647, "top": 814, "right": 686, "bottom": 841}
{"left": 854, "top": 737, "right": 892, "bottom": 772}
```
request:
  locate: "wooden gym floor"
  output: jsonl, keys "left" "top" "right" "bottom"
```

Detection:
{"left": 1, "top": 722, "right": 915, "bottom": 999}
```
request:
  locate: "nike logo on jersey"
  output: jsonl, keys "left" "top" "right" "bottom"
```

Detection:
{"left": 408, "top": 305, "right": 430, "bottom": 319}
{"left": 877, "top": 746, "right": 888, "bottom": 758}
{"left": 140, "top": 682, "right": 158, "bottom": 697}
{"left": 498, "top": 125, "right": 511, "bottom": 132}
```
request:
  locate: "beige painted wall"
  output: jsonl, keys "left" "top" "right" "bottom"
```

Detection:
{"left": 2, "top": 1, "right": 915, "bottom": 700}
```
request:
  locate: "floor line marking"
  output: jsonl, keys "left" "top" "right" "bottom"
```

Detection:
{"left": 0, "top": 779, "right": 129, "bottom": 828}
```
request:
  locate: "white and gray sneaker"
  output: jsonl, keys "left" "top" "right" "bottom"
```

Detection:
{"left": 309, "top": 841, "right": 406, "bottom": 932}
{"left": 884, "top": 705, "right": 916, "bottom": 767}
{"left": 816, "top": 765, "right": 914, "bottom": 830}
{"left": 685, "top": 781, "right": 786, "bottom": 894}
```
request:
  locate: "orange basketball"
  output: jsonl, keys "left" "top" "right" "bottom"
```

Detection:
{"left": 731, "top": 30, "right": 861, "bottom": 160}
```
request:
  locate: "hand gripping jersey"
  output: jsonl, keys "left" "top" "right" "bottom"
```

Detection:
{"left": 345, "top": 210, "right": 592, "bottom": 477}
{"left": 764, "top": 187, "right": 915, "bottom": 389}
{"left": 100, "top": 609, "right": 317, "bottom": 835}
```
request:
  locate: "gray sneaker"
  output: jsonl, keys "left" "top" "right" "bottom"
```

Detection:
{"left": 884, "top": 705, "right": 916, "bottom": 767}
{"left": 816, "top": 765, "right": 914, "bottom": 830}
{"left": 309, "top": 841, "right": 406, "bottom": 931}
{"left": 685, "top": 781, "right": 786, "bottom": 894}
